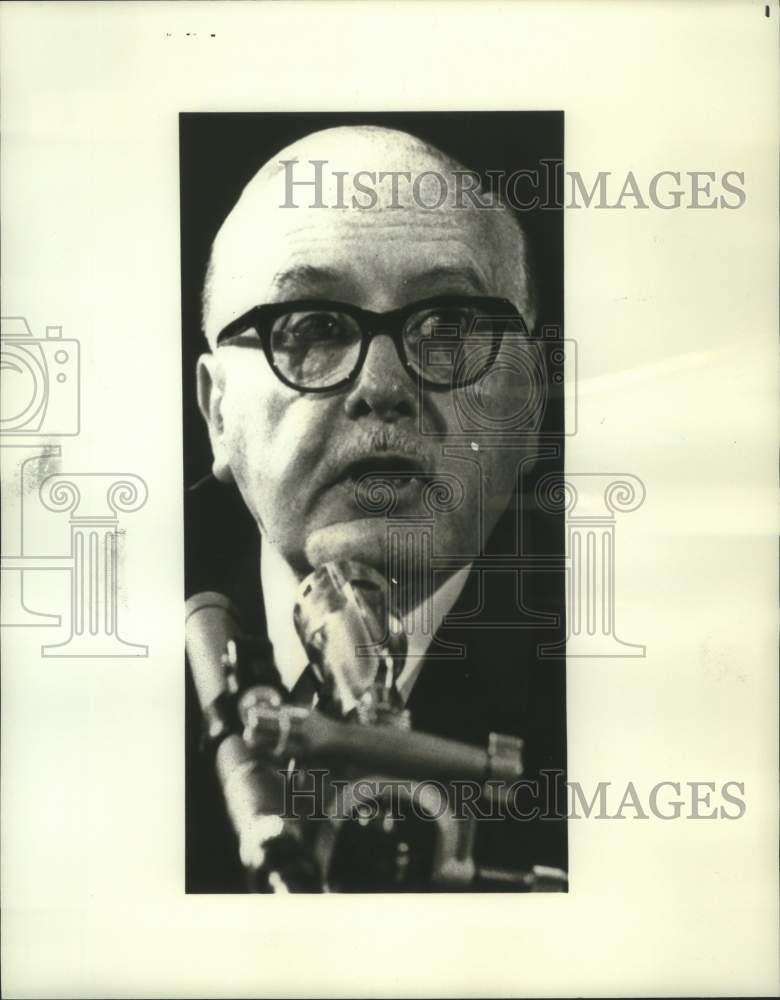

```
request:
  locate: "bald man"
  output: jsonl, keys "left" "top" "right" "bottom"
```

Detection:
{"left": 186, "top": 124, "right": 566, "bottom": 890}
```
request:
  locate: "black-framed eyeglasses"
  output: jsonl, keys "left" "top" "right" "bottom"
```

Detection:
{"left": 214, "top": 295, "right": 528, "bottom": 393}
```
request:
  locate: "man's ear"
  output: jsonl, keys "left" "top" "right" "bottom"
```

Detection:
{"left": 196, "top": 354, "right": 235, "bottom": 483}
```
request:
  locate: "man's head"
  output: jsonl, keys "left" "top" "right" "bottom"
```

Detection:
{"left": 197, "top": 125, "right": 540, "bottom": 596}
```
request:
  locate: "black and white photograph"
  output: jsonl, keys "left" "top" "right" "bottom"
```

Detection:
{"left": 1, "top": 2, "right": 777, "bottom": 997}
{"left": 181, "top": 112, "right": 567, "bottom": 894}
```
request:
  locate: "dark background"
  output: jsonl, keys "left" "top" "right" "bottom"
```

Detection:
{"left": 180, "top": 111, "right": 564, "bottom": 487}
{"left": 180, "top": 112, "right": 566, "bottom": 891}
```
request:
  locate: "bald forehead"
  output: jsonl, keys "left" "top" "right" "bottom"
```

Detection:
{"left": 203, "top": 126, "right": 532, "bottom": 344}
{"left": 238, "top": 125, "right": 467, "bottom": 199}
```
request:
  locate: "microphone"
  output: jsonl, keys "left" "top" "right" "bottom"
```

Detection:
{"left": 292, "top": 561, "right": 408, "bottom": 718}
{"left": 185, "top": 591, "right": 241, "bottom": 709}
{"left": 185, "top": 591, "right": 316, "bottom": 890}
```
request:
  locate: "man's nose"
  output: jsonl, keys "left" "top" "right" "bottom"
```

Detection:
{"left": 342, "top": 334, "right": 417, "bottom": 421}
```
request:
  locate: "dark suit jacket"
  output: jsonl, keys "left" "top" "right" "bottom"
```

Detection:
{"left": 185, "top": 476, "right": 567, "bottom": 892}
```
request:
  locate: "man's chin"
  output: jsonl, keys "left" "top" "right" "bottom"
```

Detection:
{"left": 303, "top": 518, "right": 392, "bottom": 577}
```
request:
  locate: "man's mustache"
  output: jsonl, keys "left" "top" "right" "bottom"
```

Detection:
{"left": 322, "top": 428, "right": 434, "bottom": 486}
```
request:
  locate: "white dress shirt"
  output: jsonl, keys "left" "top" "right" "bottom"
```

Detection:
{"left": 260, "top": 545, "right": 471, "bottom": 705}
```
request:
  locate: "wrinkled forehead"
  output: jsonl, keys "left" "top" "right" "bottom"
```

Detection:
{"left": 203, "top": 130, "right": 518, "bottom": 344}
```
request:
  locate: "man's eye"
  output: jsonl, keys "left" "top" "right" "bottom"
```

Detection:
{"left": 413, "top": 308, "right": 474, "bottom": 339}
{"left": 273, "top": 312, "right": 354, "bottom": 348}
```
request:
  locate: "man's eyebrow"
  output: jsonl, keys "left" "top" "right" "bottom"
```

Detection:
{"left": 270, "top": 263, "right": 490, "bottom": 300}
{"left": 271, "top": 265, "right": 342, "bottom": 292}
{"left": 405, "top": 265, "right": 488, "bottom": 293}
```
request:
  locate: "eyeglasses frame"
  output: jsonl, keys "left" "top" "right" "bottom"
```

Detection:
{"left": 214, "top": 294, "right": 528, "bottom": 394}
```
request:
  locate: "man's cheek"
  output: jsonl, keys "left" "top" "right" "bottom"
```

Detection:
{"left": 220, "top": 419, "right": 272, "bottom": 512}
{"left": 241, "top": 438, "right": 309, "bottom": 524}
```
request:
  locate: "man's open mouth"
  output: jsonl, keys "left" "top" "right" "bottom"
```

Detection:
{"left": 338, "top": 454, "right": 430, "bottom": 491}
